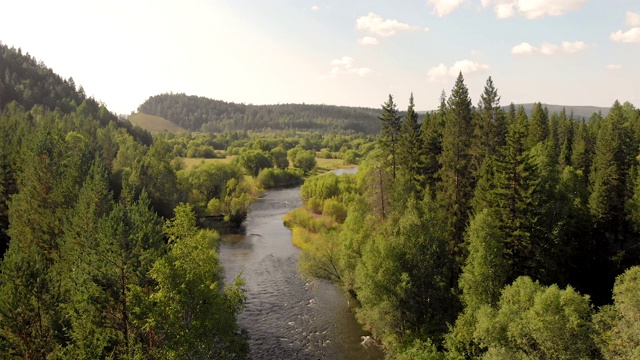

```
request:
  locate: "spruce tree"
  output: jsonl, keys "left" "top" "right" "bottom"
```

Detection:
{"left": 397, "top": 93, "right": 422, "bottom": 193}
{"left": 526, "top": 102, "right": 549, "bottom": 149}
{"left": 490, "top": 111, "right": 543, "bottom": 280}
{"left": 589, "top": 101, "right": 633, "bottom": 240}
{"left": 471, "top": 76, "right": 504, "bottom": 178}
{"left": 571, "top": 119, "right": 592, "bottom": 181}
{"left": 419, "top": 92, "right": 445, "bottom": 196}
{"left": 437, "top": 72, "right": 474, "bottom": 258}
{"left": 378, "top": 95, "right": 402, "bottom": 180}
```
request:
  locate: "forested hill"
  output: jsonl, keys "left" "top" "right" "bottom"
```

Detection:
{"left": 509, "top": 103, "right": 610, "bottom": 119}
{"left": 137, "top": 93, "right": 382, "bottom": 133}
{"left": 1, "top": 43, "right": 248, "bottom": 357}
{"left": 0, "top": 42, "right": 152, "bottom": 144}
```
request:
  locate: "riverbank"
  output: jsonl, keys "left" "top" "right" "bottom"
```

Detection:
{"left": 217, "top": 171, "right": 383, "bottom": 360}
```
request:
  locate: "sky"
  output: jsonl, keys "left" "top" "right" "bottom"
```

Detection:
{"left": 1, "top": 0, "right": 639, "bottom": 114}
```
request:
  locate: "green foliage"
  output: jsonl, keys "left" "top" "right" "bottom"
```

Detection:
{"left": 397, "top": 93, "right": 423, "bottom": 192}
{"left": 594, "top": 266, "right": 640, "bottom": 359}
{"left": 526, "top": 102, "right": 549, "bottom": 149}
{"left": 355, "top": 197, "right": 455, "bottom": 349}
{"left": 138, "top": 93, "right": 382, "bottom": 133}
{"left": 301, "top": 173, "right": 341, "bottom": 202}
{"left": 396, "top": 339, "right": 446, "bottom": 360}
{"left": 292, "top": 149, "right": 317, "bottom": 173}
{"left": 270, "top": 146, "right": 289, "bottom": 169}
{"left": 256, "top": 167, "right": 303, "bottom": 189}
{"left": 148, "top": 204, "right": 248, "bottom": 359}
{"left": 238, "top": 149, "right": 273, "bottom": 177}
{"left": 378, "top": 94, "right": 402, "bottom": 179}
{"left": 322, "top": 198, "right": 347, "bottom": 224}
{"left": 437, "top": 72, "right": 474, "bottom": 260}
{"left": 475, "top": 276, "right": 596, "bottom": 359}
{"left": 460, "top": 209, "right": 508, "bottom": 310}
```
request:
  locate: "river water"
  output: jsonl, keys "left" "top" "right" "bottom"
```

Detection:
{"left": 219, "top": 168, "right": 384, "bottom": 360}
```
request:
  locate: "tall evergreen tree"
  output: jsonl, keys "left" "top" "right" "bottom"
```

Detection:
{"left": 419, "top": 92, "right": 446, "bottom": 196}
{"left": 571, "top": 119, "right": 592, "bottom": 181}
{"left": 526, "top": 102, "right": 549, "bottom": 149}
{"left": 437, "top": 73, "right": 474, "bottom": 259}
{"left": 378, "top": 95, "right": 402, "bottom": 180}
{"left": 471, "top": 76, "right": 504, "bottom": 178}
{"left": 589, "top": 101, "right": 632, "bottom": 239}
{"left": 490, "top": 112, "right": 543, "bottom": 281}
{"left": 397, "top": 93, "right": 422, "bottom": 193}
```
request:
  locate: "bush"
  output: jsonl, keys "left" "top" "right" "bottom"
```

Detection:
{"left": 322, "top": 198, "right": 347, "bottom": 224}
{"left": 257, "top": 168, "right": 303, "bottom": 189}
{"left": 306, "top": 197, "right": 323, "bottom": 214}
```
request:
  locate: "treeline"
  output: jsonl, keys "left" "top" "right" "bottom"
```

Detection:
{"left": 137, "top": 93, "right": 383, "bottom": 133}
{"left": 0, "top": 102, "right": 249, "bottom": 359}
{"left": 0, "top": 45, "right": 249, "bottom": 358}
{"left": 290, "top": 74, "right": 640, "bottom": 358}
{"left": 0, "top": 41, "right": 153, "bottom": 145}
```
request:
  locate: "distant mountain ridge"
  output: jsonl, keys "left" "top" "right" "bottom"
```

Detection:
{"left": 137, "top": 93, "right": 383, "bottom": 134}
{"left": 506, "top": 103, "right": 610, "bottom": 119}
{"left": 135, "top": 93, "right": 617, "bottom": 134}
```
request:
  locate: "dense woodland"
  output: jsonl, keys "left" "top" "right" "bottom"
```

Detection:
{"left": 4, "top": 40, "right": 640, "bottom": 360}
{"left": 0, "top": 44, "right": 252, "bottom": 358}
{"left": 287, "top": 75, "right": 640, "bottom": 359}
{"left": 138, "top": 93, "right": 383, "bottom": 134}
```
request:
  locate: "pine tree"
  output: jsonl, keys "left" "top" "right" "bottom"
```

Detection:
{"left": 571, "top": 119, "right": 592, "bottom": 181}
{"left": 526, "top": 102, "right": 549, "bottom": 149}
{"left": 378, "top": 95, "right": 402, "bottom": 180}
{"left": 491, "top": 112, "right": 543, "bottom": 280}
{"left": 557, "top": 109, "right": 574, "bottom": 168}
{"left": 437, "top": 73, "right": 474, "bottom": 258}
{"left": 589, "top": 101, "right": 632, "bottom": 235}
{"left": 397, "top": 93, "right": 422, "bottom": 193}
{"left": 419, "top": 92, "right": 445, "bottom": 196}
{"left": 471, "top": 76, "right": 504, "bottom": 178}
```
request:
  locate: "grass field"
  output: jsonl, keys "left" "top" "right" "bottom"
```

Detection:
{"left": 128, "top": 112, "right": 186, "bottom": 133}
{"left": 315, "top": 157, "right": 353, "bottom": 173}
{"left": 178, "top": 156, "right": 237, "bottom": 170}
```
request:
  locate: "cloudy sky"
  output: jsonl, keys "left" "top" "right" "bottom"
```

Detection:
{"left": 1, "top": 0, "right": 638, "bottom": 114}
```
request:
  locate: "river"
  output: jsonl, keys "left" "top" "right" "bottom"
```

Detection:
{"left": 218, "top": 167, "right": 384, "bottom": 359}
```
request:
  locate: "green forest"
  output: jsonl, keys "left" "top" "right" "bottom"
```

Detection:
{"left": 0, "top": 43, "right": 255, "bottom": 359}
{"left": 137, "top": 93, "right": 382, "bottom": 134}
{"left": 287, "top": 75, "right": 640, "bottom": 359}
{"left": 3, "top": 39, "right": 640, "bottom": 360}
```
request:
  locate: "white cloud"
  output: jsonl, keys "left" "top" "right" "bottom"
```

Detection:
{"left": 539, "top": 43, "right": 560, "bottom": 55}
{"left": 511, "top": 41, "right": 589, "bottom": 55}
{"left": 358, "top": 36, "right": 379, "bottom": 45}
{"left": 626, "top": 11, "right": 640, "bottom": 27}
{"left": 324, "top": 57, "right": 372, "bottom": 78}
{"left": 610, "top": 27, "right": 640, "bottom": 43}
{"left": 606, "top": 64, "right": 622, "bottom": 70}
{"left": 349, "top": 67, "right": 372, "bottom": 76}
{"left": 331, "top": 56, "right": 354, "bottom": 68}
{"left": 311, "top": 5, "right": 319, "bottom": 11}
{"left": 511, "top": 42, "right": 537, "bottom": 54}
{"left": 482, "top": 0, "right": 586, "bottom": 19}
{"left": 427, "top": 59, "right": 490, "bottom": 82}
{"left": 495, "top": 3, "right": 515, "bottom": 18}
{"left": 356, "top": 13, "right": 412, "bottom": 37}
{"left": 427, "top": 0, "right": 465, "bottom": 17}
{"left": 561, "top": 41, "right": 588, "bottom": 53}
{"left": 424, "top": 27, "right": 431, "bottom": 32}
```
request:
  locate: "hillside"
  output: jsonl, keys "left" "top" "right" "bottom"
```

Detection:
{"left": 137, "top": 93, "right": 382, "bottom": 134}
{"left": 511, "top": 103, "right": 610, "bottom": 119}
{"left": 128, "top": 112, "right": 186, "bottom": 132}
{"left": 0, "top": 42, "right": 152, "bottom": 144}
